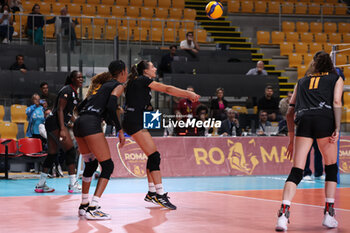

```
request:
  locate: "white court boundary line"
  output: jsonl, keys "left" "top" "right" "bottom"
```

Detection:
{"left": 202, "top": 191, "right": 350, "bottom": 212}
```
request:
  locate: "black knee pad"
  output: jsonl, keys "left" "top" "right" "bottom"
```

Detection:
{"left": 146, "top": 151, "right": 161, "bottom": 172}
{"left": 64, "top": 147, "right": 77, "bottom": 166}
{"left": 325, "top": 163, "right": 338, "bottom": 182}
{"left": 100, "top": 159, "right": 114, "bottom": 180}
{"left": 82, "top": 159, "right": 98, "bottom": 182}
{"left": 43, "top": 154, "right": 57, "bottom": 169}
{"left": 286, "top": 167, "right": 304, "bottom": 185}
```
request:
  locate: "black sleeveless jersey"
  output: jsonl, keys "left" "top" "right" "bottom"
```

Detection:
{"left": 124, "top": 75, "right": 154, "bottom": 123}
{"left": 78, "top": 79, "right": 121, "bottom": 119}
{"left": 295, "top": 72, "right": 340, "bottom": 119}
{"left": 51, "top": 85, "right": 79, "bottom": 124}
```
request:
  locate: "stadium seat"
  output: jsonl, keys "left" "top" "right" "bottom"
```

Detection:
{"left": 0, "top": 122, "right": 18, "bottom": 140}
{"left": 22, "top": 1, "right": 33, "bottom": 13}
{"left": 324, "top": 22, "right": 337, "bottom": 33}
{"left": 322, "top": 3, "right": 334, "bottom": 15}
{"left": 140, "top": 7, "right": 154, "bottom": 18}
{"left": 303, "top": 53, "right": 313, "bottom": 65}
{"left": 310, "top": 22, "right": 322, "bottom": 33}
{"left": 158, "top": 0, "right": 171, "bottom": 8}
{"left": 183, "top": 22, "right": 195, "bottom": 30}
{"left": 228, "top": 0, "right": 239, "bottom": 13}
{"left": 309, "top": 42, "right": 322, "bottom": 54}
{"left": 282, "top": 21, "right": 295, "bottom": 32}
{"left": 166, "top": 19, "right": 180, "bottom": 29}
{"left": 112, "top": 6, "right": 125, "bottom": 16}
{"left": 151, "top": 18, "right": 164, "bottom": 28}
{"left": 335, "top": 3, "right": 347, "bottom": 15}
{"left": 297, "top": 65, "right": 308, "bottom": 79}
{"left": 343, "top": 33, "right": 350, "bottom": 43}
{"left": 121, "top": 17, "right": 137, "bottom": 27}
{"left": 11, "top": 105, "right": 27, "bottom": 123}
{"left": 139, "top": 17, "right": 151, "bottom": 27}
{"left": 336, "top": 54, "right": 348, "bottom": 66}
{"left": 93, "top": 17, "right": 107, "bottom": 25}
{"left": 295, "top": 42, "right": 308, "bottom": 53}
{"left": 118, "top": 26, "right": 129, "bottom": 40}
{"left": 79, "top": 17, "right": 92, "bottom": 26}
{"left": 143, "top": 0, "right": 156, "bottom": 7}
{"left": 130, "top": 0, "right": 143, "bottom": 7}
{"left": 172, "top": 0, "right": 184, "bottom": 9}
{"left": 285, "top": 32, "right": 299, "bottom": 43}
{"left": 328, "top": 33, "right": 342, "bottom": 44}
{"left": 116, "top": 0, "right": 129, "bottom": 6}
{"left": 155, "top": 8, "right": 168, "bottom": 18}
{"left": 43, "top": 24, "right": 55, "bottom": 38}
{"left": 178, "top": 28, "right": 188, "bottom": 41}
{"left": 280, "top": 42, "right": 294, "bottom": 55}
{"left": 150, "top": 27, "right": 162, "bottom": 41}
{"left": 101, "top": 0, "right": 116, "bottom": 5}
{"left": 241, "top": 1, "right": 254, "bottom": 13}
{"left": 308, "top": 3, "right": 320, "bottom": 15}
{"left": 39, "top": 2, "right": 51, "bottom": 14}
{"left": 254, "top": 1, "right": 266, "bottom": 13}
{"left": 0, "top": 138, "right": 19, "bottom": 156}
{"left": 344, "top": 92, "right": 350, "bottom": 106}
{"left": 0, "top": 105, "right": 4, "bottom": 121}
{"left": 83, "top": 4, "right": 97, "bottom": 15}
{"left": 288, "top": 53, "right": 303, "bottom": 67}
{"left": 97, "top": 5, "right": 111, "bottom": 16}
{"left": 338, "top": 45, "right": 350, "bottom": 55}
{"left": 73, "top": 0, "right": 86, "bottom": 4}
{"left": 105, "top": 25, "right": 117, "bottom": 39}
{"left": 232, "top": 106, "right": 248, "bottom": 114}
{"left": 300, "top": 32, "right": 313, "bottom": 43}
{"left": 339, "top": 23, "right": 350, "bottom": 34}
{"left": 271, "top": 31, "right": 285, "bottom": 44}
{"left": 169, "top": 8, "right": 183, "bottom": 19}
{"left": 51, "top": 3, "right": 63, "bottom": 15}
{"left": 322, "top": 43, "right": 332, "bottom": 53}
{"left": 257, "top": 31, "right": 270, "bottom": 45}
{"left": 295, "top": 2, "right": 307, "bottom": 14}
{"left": 314, "top": 32, "right": 327, "bottom": 43}
{"left": 296, "top": 22, "right": 309, "bottom": 33}
{"left": 183, "top": 9, "right": 196, "bottom": 21}
{"left": 281, "top": 2, "right": 293, "bottom": 14}
{"left": 18, "top": 138, "right": 47, "bottom": 157}
{"left": 164, "top": 28, "right": 175, "bottom": 42}
{"left": 126, "top": 6, "right": 140, "bottom": 17}
{"left": 195, "top": 29, "right": 207, "bottom": 43}
{"left": 343, "top": 66, "right": 350, "bottom": 79}
{"left": 107, "top": 17, "right": 122, "bottom": 26}
{"left": 67, "top": 3, "right": 82, "bottom": 15}
{"left": 140, "top": 27, "right": 150, "bottom": 41}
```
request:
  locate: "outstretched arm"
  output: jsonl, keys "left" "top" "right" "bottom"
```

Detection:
{"left": 149, "top": 81, "right": 200, "bottom": 102}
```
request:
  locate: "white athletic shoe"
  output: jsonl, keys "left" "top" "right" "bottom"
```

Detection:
{"left": 68, "top": 181, "right": 82, "bottom": 193}
{"left": 303, "top": 175, "right": 312, "bottom": 181}
{"left": 275, "top": 205, "right": 290, "bottom": 232}
{"left": 78, "top": 203, "right": 89, "bottom": 216}
{"left": 323, "top": 212, "right": 338, "bottom": 228}
{"left": 85, "top": 206, "right": 111, "bottom": 220}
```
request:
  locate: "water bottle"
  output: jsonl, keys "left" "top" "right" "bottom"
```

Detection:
{"left": 231, "top": 125, "right": 236, "bottom": 137}
{"left": 112, "top": 126, "right": 116, "bottom": 137}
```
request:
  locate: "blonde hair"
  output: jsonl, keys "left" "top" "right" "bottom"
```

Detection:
{"left": 86, "top": 72, "right": 112, "bottom": 98}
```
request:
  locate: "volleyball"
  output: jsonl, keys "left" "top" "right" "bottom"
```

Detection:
{"left": 205, "top": 1, "right": 224, "bottom": 20}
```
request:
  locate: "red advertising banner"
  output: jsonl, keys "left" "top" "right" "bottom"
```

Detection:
{"left": 107, "top": 136, "right": 350, "bottom": 178}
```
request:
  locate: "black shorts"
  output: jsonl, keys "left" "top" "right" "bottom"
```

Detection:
{"left": 73, "top": 114, "right": 103, "bottom": 137}
{"left": 296, "top": 115, "right": 335, "bottom": 138}
{"left": 45, "top": 115, "right": 60, "bottom": 132}
{"left": 122, "top": 120, "right": 143, "bottom": 136}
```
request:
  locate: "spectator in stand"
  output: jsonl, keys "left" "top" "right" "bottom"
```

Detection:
{"left": 26, "top": 3, "right": 55, "bottom": 45}
{"left": 40, "top": 82, "right": 57, "bottom": 110}
{"left": 180, "top": 31, "right": 200, "bottom": 53}
{"left": 0, "top": 4, "right": 14, "bottom": 43}
{"left": 8, "top": 0, "right": 23, "bottom": 13}
{"left": 246, "top": 61, "right": 268, "bottom": 76}
{"left": 218, "top": 108, "right": 241, "bottom": 136}
{"left": 210, "top": 87, "right": 228, "bottom": 121}
{"left": 257, "top": 85, "right": 281, "bottom": 121}
{"left": 278, "top": 91, "right": 293, "bottom": 135}
{"left": 195, "top": 104, "right": 210, "bottom": 136}
{"left": 256, "top": 110, "right": 272, "bottom": 136}
{"left": 26, "top": 93, "right": 45, "bottom": 145}
{"left": 177, "top": 86, "right": 201, "bottom": 118}
{"left": 159, "top": 45, "right": 177, "bottom": 77}
{"left": 9, "top": 54, "right": 27, "bottom": 72}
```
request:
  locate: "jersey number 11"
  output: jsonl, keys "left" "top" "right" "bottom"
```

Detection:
{"left": 309, "top": 77, "right": 320, "bottom": 90}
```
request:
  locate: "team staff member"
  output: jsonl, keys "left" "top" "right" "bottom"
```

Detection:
{"left": 35, "top": 71, "right": 83, "bottom": 193}
{"left": 276, "top": 51, "right": 343, "bottom": 231}
{"left": 123, "top": 60, "right": 200, "bottom": 210}
{"left": 74, "top": 60, "right": 127, "bottom": 220}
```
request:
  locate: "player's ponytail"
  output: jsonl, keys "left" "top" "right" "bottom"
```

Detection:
{"left": 86, "top": 72, "right": 112, "bottom": 98}
{"left": 126, "top": 60, "right": 150, "bottom": 89}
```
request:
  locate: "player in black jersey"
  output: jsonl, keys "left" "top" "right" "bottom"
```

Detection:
{"left": 73, "top": 60, "right": 127, "bottom": 220}
{"left": 276, "top": 51, "right": 343, "bottom": 231}
{"left": 35, "top": 71, "right": 83, "bottom": 193}
{"left": 123, "top": 60, "right": 200, "bottom": 210}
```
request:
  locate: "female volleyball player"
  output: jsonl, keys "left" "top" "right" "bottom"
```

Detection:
{"left": 74, "top": 60, "right": 127, "bottom": 220}
{"left": 123, "top": 60, "right": 200, "bottom": 210}
{"left": 275, "top": 51, "right": 343, "bottom": 231}
{"left": 35, "top": 71, "right": 83, "bottom": 193}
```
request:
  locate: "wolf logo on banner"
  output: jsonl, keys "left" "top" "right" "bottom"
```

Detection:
{"left": 227, "top": 139, "right": 259, "bottom": 175}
